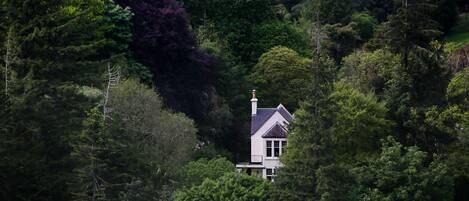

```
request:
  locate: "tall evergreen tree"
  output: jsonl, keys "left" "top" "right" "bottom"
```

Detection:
{"left": 384, "top": 0, "right": 448, "bottom": 103}
{"left": 385, "top": 0, "right": 441, "bottom": 72}
{"left": 384, "top": 0, "right": 451, "bottom": 153}
{"left": 0, "top": 1, "right": 112, "bottom": 200}
{"left": 273, "top": 53, "right": 337, "bottom": 200}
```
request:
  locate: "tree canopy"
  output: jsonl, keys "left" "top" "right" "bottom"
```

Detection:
{"left": 1, "top": 0, "right": 468, "bottom": 200}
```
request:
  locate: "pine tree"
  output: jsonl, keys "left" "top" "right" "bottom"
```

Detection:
{"left": 384, "top": 0, "right": 451, "bottom": 153}
{"left": 273, "top": 53, "right": 337, "bottom": 200}
{"left": 0, "top": 0, "right": 112, "bottom": 200}
{"left": 70, "top": 108, "right": 110, "bottom": 201}
{"left": 384, "top": 0, "right": 447, "bottom": 106}
{"left": 385, "top": 0, "right": 441, "bottom": 71}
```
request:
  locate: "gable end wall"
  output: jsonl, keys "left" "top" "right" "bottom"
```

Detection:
{"left": 251, "top": 111, "right": 288, "bottom": 162}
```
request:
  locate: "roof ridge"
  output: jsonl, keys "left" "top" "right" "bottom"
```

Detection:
{"left": 277, "top": 104, "right": 293, "bottom": 117}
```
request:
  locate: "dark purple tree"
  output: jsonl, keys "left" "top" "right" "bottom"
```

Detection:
{"left": 115, "top": 0, "right": 229, "bottom": 143}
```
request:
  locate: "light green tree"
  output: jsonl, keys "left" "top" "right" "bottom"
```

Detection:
{"left": 175, "top": 173, "right": 273, "bottom": 201}
{"left": 177, "top": 157, "right": 236, "bottom": 188}
{"left": 355, "top": 137, "right": 454, "bottom": 201}
{"left": 340, "top": 49, "right": 403, "bottom": 94}
{"left": 250, "top": 46, "right": 311, "bottom": 110}
{"left": 330, "top": 81, "right": 393, "bottom": 161}
{"left": 70, "top": 80, "right": 198, "bottom": 201}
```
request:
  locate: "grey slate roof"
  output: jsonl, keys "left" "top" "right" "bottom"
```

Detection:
{"left": 277, "top": 104, "right": 293, "bottom": 123}
{"left": 251, "top": 104, "right": 293, "bottom": 135}
{"left": 262, "top": 123, "right": 288, "bottom": 138}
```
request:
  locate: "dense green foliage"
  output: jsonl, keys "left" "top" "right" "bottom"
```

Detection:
{"left": 355, "top": 137, "right": 454, "bottom": 201}
{"left": 175, "top": 173, "right": 273, "bottom": 201}
{"left": 1, "top": 0, "right": 468, "bottom": 200}
{"left": 0, "top": 1, "right": 112, "bottom": 200}
{"left": 445, "top": 14, "right": 469, "bottom": 51}
{"left": 340, "top": 49, "right": 402, "bottom": 94}
{"left": 177, "top": 157, "right": 236, "bottom": 188}
{"left": 250, "top": 46, "right": 311, "bottom": 109}
{"left": 71, "top": 80, "right": 198, "bottom": 201}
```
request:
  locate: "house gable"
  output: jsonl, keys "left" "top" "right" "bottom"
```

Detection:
{"left": 251, "top": 104, "right": 293, "bottom": 136}
{"left": 238, "top": 90, "right": 295, "bottom": 180}
{"left": 262, "top": 123, "right": 288, "bottom": 138}
{"left": 251, "top": 111, "right": 289, "bottom": 138}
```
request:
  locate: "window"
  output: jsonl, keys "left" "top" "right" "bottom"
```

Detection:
{"left": 266, "top": 140, "right": 287, "bottom": 158}
{"left": 274, "top": 141, "right": 280, "bottom": 157}
{"left": 266, "top": 141, "right": 272, "bottom": 157}
{"left": 266, "top": 168, "right": 276, "bottom": 181}
{"left": 281, "top": 141, "right": 287, "bottom": 154}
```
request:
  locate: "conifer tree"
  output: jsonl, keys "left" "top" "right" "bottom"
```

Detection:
{"left": 384, "top": 0, "right": 451, "bottom": 153}
{"left": 0, "top": 1, "right": 112, "bottom": 200}
{"left": 385, "top": 0, "right": 441, "bottom": 71}
{"left": 273, "top": 1, "right": 339, "bottom": 198}
{"left": 69, "top": 108, "right": 110, "bottom": 201}
{"left": 273, "top": 52, "right": 337, "bottom": 200}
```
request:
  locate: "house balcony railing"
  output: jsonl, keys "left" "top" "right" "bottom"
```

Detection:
{"left": 250, "top": 155, "right": 263, "bottom": 164}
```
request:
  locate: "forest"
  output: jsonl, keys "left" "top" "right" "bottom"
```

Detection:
{"left": 0, "top": 0, "right": 468, "bottom": 200}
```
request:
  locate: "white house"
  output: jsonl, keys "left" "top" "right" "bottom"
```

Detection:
{"left": 236, "top": 90, "right": 293, "bottom": 181}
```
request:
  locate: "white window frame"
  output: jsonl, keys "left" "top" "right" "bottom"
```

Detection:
{"left": 266, "top": 168, "right": 276, "bottom": 181}
{"left": 265, "top": 139, "right": 287, "bottom": 159}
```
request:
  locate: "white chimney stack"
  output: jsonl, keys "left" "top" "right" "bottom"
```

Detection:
{"left": 251, "top": 90, "right": 258, "bottom": 116}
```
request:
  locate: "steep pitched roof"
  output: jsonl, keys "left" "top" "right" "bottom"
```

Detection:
{"left": 262, "top": 123, "right": 288, "bottom": 138}
{"left": 251, "top": 108, "right": 276, "bottom": 135}
{"left": 251, "top": 104, "right": 293, "bottom": 135}
{"left": 277, "top": 104, "right": 293, "bottom": 123}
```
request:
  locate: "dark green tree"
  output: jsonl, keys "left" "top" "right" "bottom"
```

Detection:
{"left": 434, "top": 0, "right": 459, "bottom": 32}
{"left": 69, "top": 108, "right": 113, "bottom": 201}
{"left": 385, "top": 0, "right": 441, "bottom": 66}
{"left": 273, "top": 53, "right": 337, "bottom": 201}
{"left": 350, "top": 12, "right": 378, "bottom": 42}
{"left": 384, "top": 0, "right": 452, "bottom": 153}
{"left": 300, "top": 0, "right": 356, "bottom": 24}
{"left": 384, "top": 0, "right": 442, "bottom": 88}
{"left": 183, "top": 0, "right": 277, "bottom": 67}
{"left": 0, "top": 1, "right": 111, "bottom": 200}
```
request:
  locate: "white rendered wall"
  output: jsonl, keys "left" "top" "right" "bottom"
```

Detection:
{"left": 250, "top": 111, "right": 288, "bottom": 164}
{"left": 262, "top": 137, "right": 286, "bottom": 179}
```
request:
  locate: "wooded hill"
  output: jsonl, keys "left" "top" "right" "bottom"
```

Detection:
{"left": 1, "top": 0, "right": 468, "bottom": 200}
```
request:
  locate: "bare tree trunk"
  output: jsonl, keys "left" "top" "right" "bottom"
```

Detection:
{"left": 4, "top": 27, "right": 12, "bottom": 96}
{"left": 103, "top": 62, "right": 120, "bottom": 120}
{"left": 308, "top": 0, "right": 326, "bottom": 58}
{"left": 3, "top": 26, "right": 18, "bottom": 97}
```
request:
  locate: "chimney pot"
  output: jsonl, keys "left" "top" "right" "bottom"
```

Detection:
{"left": 251, "top": 89, "right": 258, "bottom": 116}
